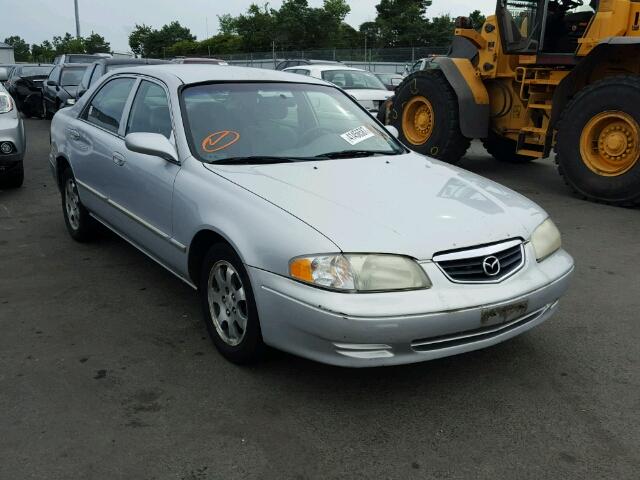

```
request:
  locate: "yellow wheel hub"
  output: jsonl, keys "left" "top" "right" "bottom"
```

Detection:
{"left": 402, "top": 96, "right": 434, "bottom": 145}
{"left": 580, "top": 111, "right": 640, "bottom": 176}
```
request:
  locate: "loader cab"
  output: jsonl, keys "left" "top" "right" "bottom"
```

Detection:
{"left": 496, "top": 0, "right": 596, "bottom": 56}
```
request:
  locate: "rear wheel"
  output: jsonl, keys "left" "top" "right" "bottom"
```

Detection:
{"left": 390, "top": 71, "right": 470, "bottom": 164}
{"left": 61, "top": 167, "right": 96, "bottom": 241}
{"left": 556, "top": 76, "right": 640, "bottom": 207}
{"left": 483, "top": 130, "right": 535, "bottom": 163}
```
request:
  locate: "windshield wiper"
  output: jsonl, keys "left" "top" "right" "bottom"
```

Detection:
{"left": 213, "top": 156, "right": 315, "bottom": 165}
{"left": 313, "top": 150, "right": 401, "bottom": 159}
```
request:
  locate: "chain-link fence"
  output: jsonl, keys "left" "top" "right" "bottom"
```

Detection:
{"left": 217, "top": 46, "right": 449, "bottom": 63}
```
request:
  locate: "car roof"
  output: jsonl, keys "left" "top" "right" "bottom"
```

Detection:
{"left": 105, "top": 64, "right": 331, "bottom": 86}
{"left": 95, "top": 58, "right": 171, "bottom": 66}
{"left": 285, "top": 64, "right": 369, "bottom": 73}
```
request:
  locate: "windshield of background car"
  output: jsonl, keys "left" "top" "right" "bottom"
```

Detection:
{"left": 320, "top": 70, "right": 387, "bottom": 90}
{"left": 61, "top": 67, "right": 87, "bottom": 86}
{"left": 19, "top": 66, "right": 53, "bottom": 77}
{"left": 182, "top": 82, "right": 402, "bottom": 163}
{"left": 67, "top": 55, "right": 100, "bottom": 63}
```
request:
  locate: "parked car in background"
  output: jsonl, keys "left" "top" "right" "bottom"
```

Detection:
{"left": 171, "top": 57, "right": 228, "bottom": 65}
{"left": 0, "top": 64, "right": 17, "bottom": 85}
{"left": 49, "top": 65, "right": 573, "bottom": 367}
{"left": 275, "top": 59, "right": 342, "bottom": 70}
{"left": 0, "top": 81, "right": 25, "bottom": 188}
{"left": 42, "top": 63, "right": 89, "bottom": 117}
{"left": 374, "top": 72, "right": 404, "bottom": 91}
{"left": 408, "top": 58, "right": 429, "bottom": 74}
{"left": 3, "top": 64, "right": 53, "bottom": 117}
{"left": 53, "top": 53, "right": 110, "bottom": 65}
{"left": 284, "top": 65, "right": 393, "bottom": 114}
{"left": 77, "top": 58, "right": 171, "bottom": 99}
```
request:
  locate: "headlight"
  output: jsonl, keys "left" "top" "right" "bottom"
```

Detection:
{"left": 0, "top": 92, "right": 13, "bottom": 113}
{"left": 289, "top": 254, "right": 431, "bottom": 292}
{"left": 531, "top": 218, "right": 562, "bottom": 261}
{"left": 65, "top": 98, "right": 76, "bottom": 106}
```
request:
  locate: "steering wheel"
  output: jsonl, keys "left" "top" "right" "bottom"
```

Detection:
{"left": 300, "top": 127, "right": 334, "bottom": 145}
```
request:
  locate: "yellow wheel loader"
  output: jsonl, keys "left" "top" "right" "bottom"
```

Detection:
{"left": 383, "top": 0, "right": 640, "bottom": 206}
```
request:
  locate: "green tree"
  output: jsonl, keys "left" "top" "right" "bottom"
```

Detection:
{"left": 129, "top": 24, "right": 153, "bottom": 56}
{"left": 4, "top": 36, "right": 30, "bottom": 61}
{"left": 53, "top": 33, "right": 86, "bottom": 54}
{"left": 469, "top": 10, "right": 486, "bottom": 31}
{"left": 84, "top": 32, "right": 110, "bottom": 53}
{"left": 427, "top": 14, "right": 454, "bottom": 46}
{"left": 374, "top": 0, "right": 432, "bottom": 47}
{"left": 31, "top": 40, "right": 55, "bottom": 63}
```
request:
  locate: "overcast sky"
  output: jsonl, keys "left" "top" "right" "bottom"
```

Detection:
{"left": 4, "top": 0, "right": 496, "bottom": 52}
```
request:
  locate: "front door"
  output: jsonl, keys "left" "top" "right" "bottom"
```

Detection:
{"left": 108, "top": 79, "right": 181, "bottom": 267}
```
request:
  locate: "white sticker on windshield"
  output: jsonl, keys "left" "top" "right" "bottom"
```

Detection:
{"left": 340, "top": 126, "right": 375, "bottom": 145}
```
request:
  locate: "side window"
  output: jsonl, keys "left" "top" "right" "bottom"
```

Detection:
{"left": 87, "top": 65, "right": 99, "bottom": 86}
{"left": 126, "top": 80, "right": 172, "bottom": 139}
{"left": 48, "top": 66, "right": 60, "bottom": 82}
{"left": 297, "top": 69, "right": 310, "bottom": 76}
{"left": 82, "top": 77, "right": 135, "bottom": 134}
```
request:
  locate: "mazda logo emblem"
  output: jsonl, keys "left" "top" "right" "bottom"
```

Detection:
{"left": 482, "top": 256, "right": 501, "bottom": 276}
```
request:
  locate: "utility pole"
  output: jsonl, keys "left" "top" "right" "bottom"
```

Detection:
{"left": 74, "top": 0, "right": 81, "bottom": 38}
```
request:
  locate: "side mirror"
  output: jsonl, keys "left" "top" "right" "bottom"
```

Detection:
{"left": 125, "top": 132, "right": 179, "bottom": 165}
{"left": 77, "top": 88, "right": 87, "bottom": 98}
{"left": 46, "top": 79, "right": 57, "bottom": 87}
{"left": 385, "top": 125, "right": 399, "bottom": 139}
{"left": 0, "top": 67, "right": 8, "bottom": 82}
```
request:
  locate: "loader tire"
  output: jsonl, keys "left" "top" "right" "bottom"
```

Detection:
{"left": 390, "top": 70, "right": 470, "bottom": 164}
{"left": 556, "top": 76, "right": 640, "bottom": 207}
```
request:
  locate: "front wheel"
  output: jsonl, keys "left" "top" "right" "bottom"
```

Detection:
{"left": 389, "top": 71, "right": 470, "bottom": 163}
{"left": 199, "top": 243, "right": 265, "bottom": 364}
{"left": 556, "top": 76, "right": 640, "bottom": 207}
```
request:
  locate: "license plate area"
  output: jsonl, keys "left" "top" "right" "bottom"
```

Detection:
{"left": 481, "top": 300, "right": 528, "bottom": 327}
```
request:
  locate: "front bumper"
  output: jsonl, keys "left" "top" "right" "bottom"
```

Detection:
{"left": 249, "top": 245, "right": 574, "bottom": 367}
{"left": 0, "top": 113, "right": 25, "bottom": 165}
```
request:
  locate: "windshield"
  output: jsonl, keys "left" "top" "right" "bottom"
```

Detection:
{"left": 19, "top": 66, "right": 53, "bottom": 77}
{"left": 320, "top": 70, "right": 387, "bottom": 90}
{"left": 182, "top": 82, "right": 403, "bottom": 163}
{"left": 61, "top": 67, "right": 87, "bottom": 86}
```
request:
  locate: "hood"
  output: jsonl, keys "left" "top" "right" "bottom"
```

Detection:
{"left": 204, "top": 154, "right": 547, "bottom": 260}
{"left": 346, "top": 89, "right": 393, "bottom": 101}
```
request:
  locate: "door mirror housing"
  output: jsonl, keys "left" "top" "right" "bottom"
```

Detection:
{"left": 0, "top": 67, "right": 8, "bottom": 82}
{"left": 125, "top": 132, "right": 179, "bottom": 165}
{"left": 46, "top": 79, "right": 57, "bottom": 87}
{"left": 385, "top": 125, "right": 399, "bottom": 139}
{"left": 77, "top": 88, "right": 87, "bottom": 98}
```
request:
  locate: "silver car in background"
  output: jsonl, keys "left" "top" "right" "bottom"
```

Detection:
{"left": 49, "top": 65, "right": 574, "bottom": 367}
{"left": 0, "top": 68, "right": 25, "bottom": 188}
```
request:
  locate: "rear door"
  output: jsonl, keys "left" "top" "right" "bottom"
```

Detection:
{"left": 68, "top": 76, "right": 136, "bottom": 219}
{"left": 43, "top": 66, "right": 60, "bottom": 110}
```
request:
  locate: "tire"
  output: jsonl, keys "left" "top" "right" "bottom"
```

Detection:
{"left": 556, "top": 76, "right": 640, "bottom": 207}
{"left": 199, "top": 243, "right": 265, "bottom": 364}
{"left": 483, "top": 130, "right": 535, "bottom": 163}
{"left": 0, "top": 162, "right": 24, "bottom": 189}
{"left": 61, "top": 167, "right": 96, "bottom": 242}
{"left": 389, "top": 70, "right": 470, "bottom": 164}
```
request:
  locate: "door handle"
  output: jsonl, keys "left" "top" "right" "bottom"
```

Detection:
{"left": 112, "top": 152, "right": 126, "bottom": 166}
{"left": 67, "top": 128, "right": 80, "bottom": 140}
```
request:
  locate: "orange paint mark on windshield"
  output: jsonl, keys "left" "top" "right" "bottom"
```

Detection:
{"left": 201, "top": 130, "right": 240, "bottom": 153}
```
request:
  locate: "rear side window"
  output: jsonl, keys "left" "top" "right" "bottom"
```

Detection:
{"left": 83, "top": 77, "right": 135, "bottom": 134}
{"left": 126, "top": 80, "right": 172, "bottom": 139}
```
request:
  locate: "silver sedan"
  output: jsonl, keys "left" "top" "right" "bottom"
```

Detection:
{"left": 0, "top": 78, "right": 25, "bottom": 188}
{"left": 49, "top": 65, "right": 574, "bottom": 367}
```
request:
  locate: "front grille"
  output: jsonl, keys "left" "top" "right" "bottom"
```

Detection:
{"left": 433, "top": 240, "right": 524, "bottom": 283}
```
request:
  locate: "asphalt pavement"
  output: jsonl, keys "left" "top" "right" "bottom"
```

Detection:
{"left": 1, "top": 118, "right": 638, "bottom": 479}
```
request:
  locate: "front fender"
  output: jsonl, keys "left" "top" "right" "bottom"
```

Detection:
{"left": 430, "top": 57, "right": 490, "bottom": 139}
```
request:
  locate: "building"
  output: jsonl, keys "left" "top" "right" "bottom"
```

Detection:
{"left": 0, "top": 42, "right": 15, "bottom": 63}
